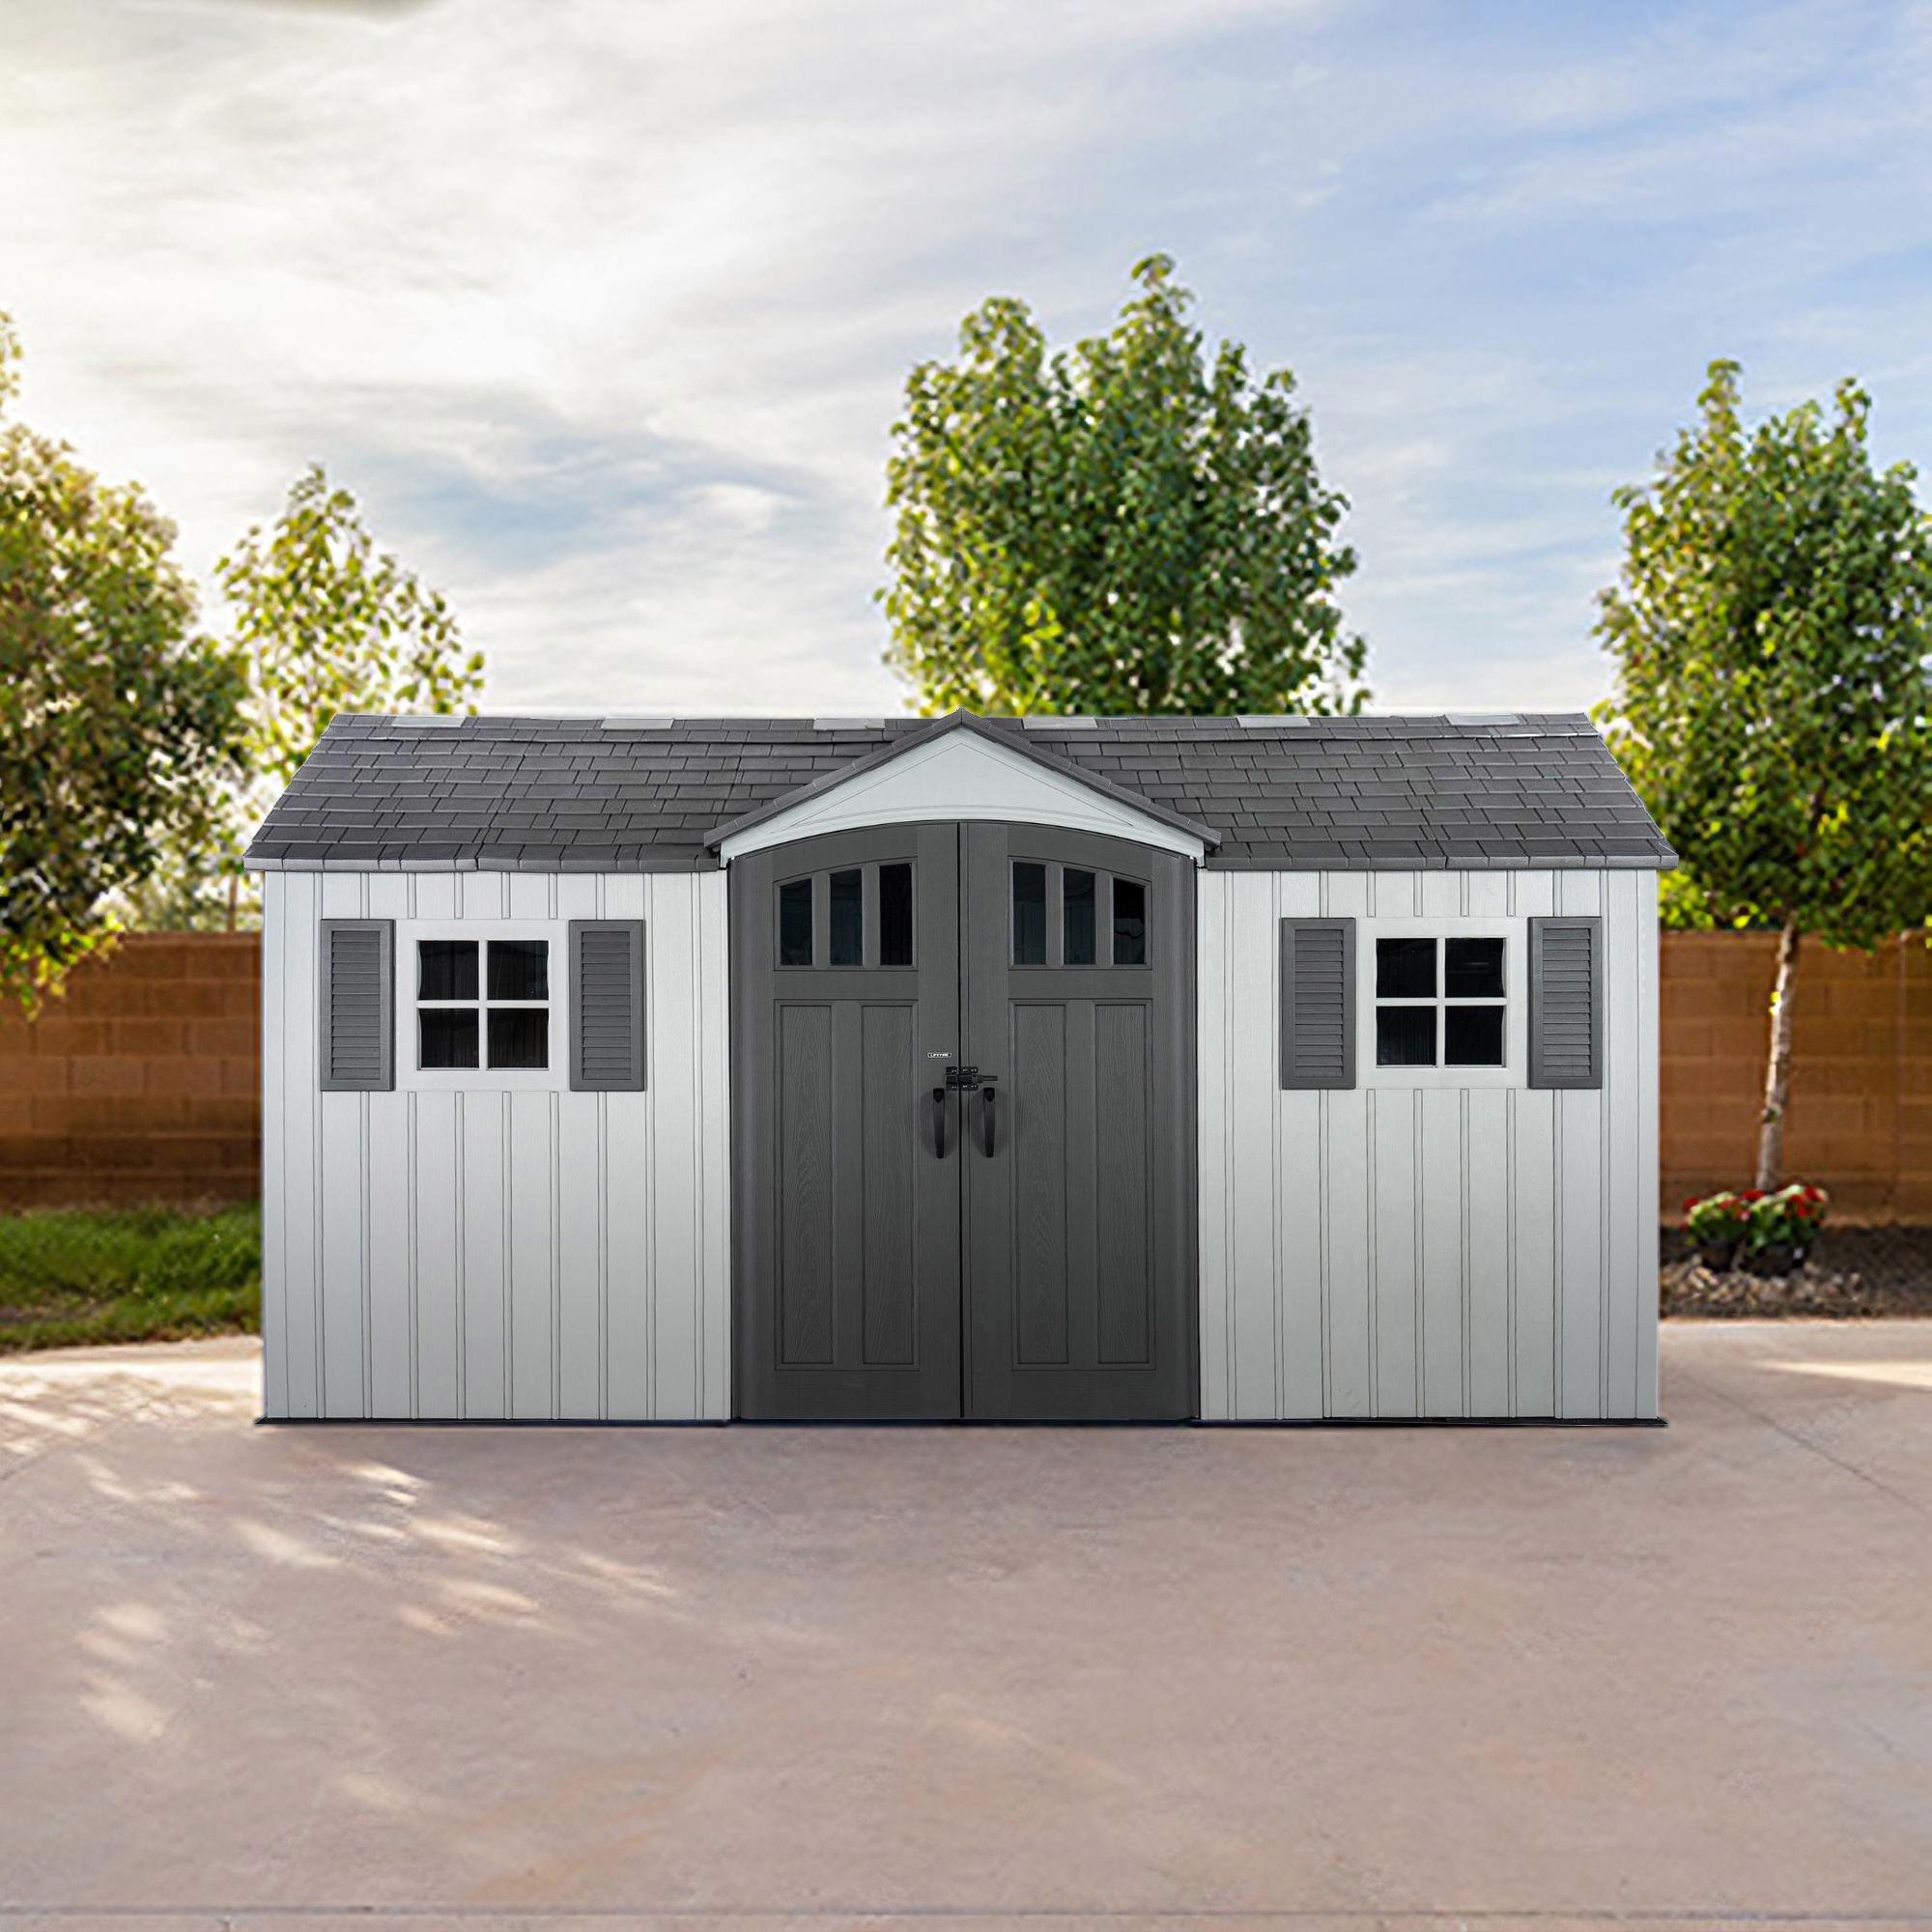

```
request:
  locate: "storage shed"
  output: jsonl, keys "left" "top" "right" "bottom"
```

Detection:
{"left": 244, "top": 708, "right": 1675, "bottom": 1424}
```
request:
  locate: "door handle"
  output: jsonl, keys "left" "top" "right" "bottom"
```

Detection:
{"left": 931, "top": 1087, "right": 947, "bottom": 1158}
{"left": 980, "top": 1081, "right": 996, "bottom": 1156}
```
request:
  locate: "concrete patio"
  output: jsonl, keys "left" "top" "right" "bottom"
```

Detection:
{"left": 1, "top": 1322, "right": 1927, "bottom": 1931}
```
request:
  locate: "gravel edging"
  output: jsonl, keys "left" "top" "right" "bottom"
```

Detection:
{"left": 1661, "top": 1224, "right": 1932, "bottom": 1320}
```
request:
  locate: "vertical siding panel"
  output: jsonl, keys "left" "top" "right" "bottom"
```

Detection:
{"left": 414, "top": 873, "right": 458, "bottom": 920}
{"left": 1195, "top": 871, "right": 1231, "bottom": 1421}
{"left": 1604, "top": 869, "right": 1641, "bottom": 1418}
{"left": 1278, "top": 1091, "right": 1323, "bottom": 1417}
{"left": 606, "top": 1089, "right": 653, "bottom": 1419}
{"left": 1466, "top": 873, "right": 1509, "bottom": 919}
{"left": 1418, "top": 872, "right": 1460, "bottom": 919}
{"left": 555, "top": 875, "right": 599, "bottom": 923}
{"left": 1514, "top": 1088, "right": 1557, "bottom": 1415}
{"left": 1323, "top": 1089, "right": 1372, "bottom": 1415}
{"left": 1465, "top": 1088, "right": 1512, "bottom": 1415}
{"left": 366, "top": 1089, "right": 412, "bottom": 1416}
{"left": 1419, "top": 1087, "right": 1464, "bottom": 1416}
{"left": 1558, "top": 1087, "right": 1605, "bottom": 1417}
{"left": 281, "top": 871, "right": 322, "bottom": 1418}
{"left": 1516, "top": 871, "right": 1556, "bottom": 920}
{"left": 1634, "top": 870, "right": 1662, "bottom": 1417}
{"left": 458, "top": 1092, "right": 506, "bottom": 1418}
{"left": 1226, "top": 874, "right": 1278, "bottom": 1418}
{"left": 556, "top": 1092, "right": 603, "bottom": 1417}
{"left": 1323, "top": 871, "right": 1369, "bottom": 920}
{"left": 1557, "top": 870, "right": 1603, "bottom": 917}
{"left": 507, "top": 873, "right": 549, "bottom": 922}
{"left": 1371, "top": 1090, "right": 1419, "bottom": 1415}
{"left": 461, "top": 872, "right": 505, "bottom": 921}
{"left": 260, "top": 873, "right": 290, "bottom": 1418}
{"left": 412, "top": 1090, "right": 461, "bottom": 1415}
{"left": 508, "top": 1091, "right": 555, "bottom": 1417}
{"left": 319, "top": 1094, "right": 367, "bottom": 1416}
{"left": 697, "top": 871, "right": 732, "bottom": 1420}
{"left": 649, "top": 880, "right": 703, "bottom": 1419}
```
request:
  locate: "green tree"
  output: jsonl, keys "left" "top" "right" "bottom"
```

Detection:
{"left": 0, "top": 311, "right": 247, "bottom": 1009}
{"left": 218, "top": 463, "right": 484, "bottom": 788}
{"left": 881, "top": 255, "right": 1366, "bottom": 717}
{"left": 1596, "top": 360, "right": 1932, "bottom": 1189}
{"left": 154, "top": 465, "right": 486, "bottom": 928}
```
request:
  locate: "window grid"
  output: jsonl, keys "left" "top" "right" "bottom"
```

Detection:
{"left": 1010, "top": 860, "right": 1151, "bottom": 969}
{"left": 1374, "top": 935, "right": 1506, "bottom": 1069}
{"left": 417, "top": 936, "right": 551, "bottom": 1071}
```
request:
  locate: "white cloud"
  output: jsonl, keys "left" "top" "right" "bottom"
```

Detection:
{"left": 2, "top": 0, "right": 1928, "bottom": 721}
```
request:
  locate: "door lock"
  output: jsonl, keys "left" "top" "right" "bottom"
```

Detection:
{"left": 945, "top": 1065, "right": 982, "bottom": 1090}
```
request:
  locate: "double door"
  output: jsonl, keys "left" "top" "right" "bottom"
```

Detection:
{"left": 730, "top": 820, "right": 1194, "bottom": 1419}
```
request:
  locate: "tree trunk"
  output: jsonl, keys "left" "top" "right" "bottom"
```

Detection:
{"left": 225, "top": 873, "right": 240, "bottom": 935}
{"left": 1754, "top": 921, "right": 1802, "bottom": 1191}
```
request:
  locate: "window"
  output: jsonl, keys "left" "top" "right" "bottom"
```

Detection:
{"left": 1063, "top": 869, "right": 1095, "bottom": 965}
{"left": 1374, "top": 935, "right": 1506, "bottom": 1068}
{"left": 779, "top": 879, "right": 812, "bottom": 966}
{"left": 1009, "top": 861, "right": 1150, "bottom": 968}
{"left": 829, "top": 868, "right": 863, "bottom": 966}
{"left": 416, "top": 937, "right": 550, "bottom": 1071}
{"left": 777, "top": 863, "right": 916, "bottom": 968}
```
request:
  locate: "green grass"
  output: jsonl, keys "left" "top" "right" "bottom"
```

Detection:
{"left": 0, "top": 1202, "right": 261, "bottom": 1354}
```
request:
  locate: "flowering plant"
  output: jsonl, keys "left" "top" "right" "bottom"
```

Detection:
{"left": 1748, "top": 1182, "right": 1828, "bottom": 1252}
{"left": 1684, "top": 1190, "right": 1755, "bottom": 1249}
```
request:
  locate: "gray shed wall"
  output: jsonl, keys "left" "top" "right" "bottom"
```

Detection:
{"left": 261, "top": 868, "right": 730, "bottom": 1421}
{"left": 1197, "top": 867, "right": 1661, "bottom": 1421}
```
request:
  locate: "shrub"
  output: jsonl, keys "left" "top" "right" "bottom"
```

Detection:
{"left": 1748, "top": 1182, "right": 1828, "bottom": 1253}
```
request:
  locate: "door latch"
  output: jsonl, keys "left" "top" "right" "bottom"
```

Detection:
{"left": 945, "top": 1065, "right": 982, "bottom": 1090}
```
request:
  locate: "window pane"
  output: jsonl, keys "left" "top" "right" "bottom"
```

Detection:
{"left": 1376, "top": 1006, "right": 1436, "bottom": 1066}
{"left": 1444, "top": 936, "right": 1505, "bottom": 1000}
{"left": 488, "top": 1008, "right": 549, "bottom": 1069}
{"left": 419, "top": 1008, "right": 479, "bottom": 1069}
{"left": 779, "top": 879, "right": 812, "bottom": 966}
{"left": 488, "top": 938, "right": 548, "bottom": 1002}
{"left": 1444, "top": 1005, "right": 1505, "bottom": 1066}
{"left": 829, "top": 868, "right": 863, "bottom": 966}
{"left": 1377, "top": 937, "right": 1435, "bottom": 998}
{"left": 418, "top": 939, "right": 477, "bottom": 1001}
{"left": 1013, "top": 862, "right": 1046, "bottom": 965}
{"left": 879, "top": 864, "right": 913, "bottom": 967}
{"left": 1063, "top": 868, "right": 1095, "bottom": 965}
{"left": 1112, "top": 877, "right": 1148, "bottom": 966}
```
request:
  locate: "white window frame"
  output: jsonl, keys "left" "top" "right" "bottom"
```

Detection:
{"left": 397, "top": 920, "right": 566, "bottom": 1094}
{"left": 1359, "top": 920, "right": 1521, "bottom": 1091}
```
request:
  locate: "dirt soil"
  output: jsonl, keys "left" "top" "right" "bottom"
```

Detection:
{"left": 1662, "top": 1222, "right": 1932, "bottom": 1319}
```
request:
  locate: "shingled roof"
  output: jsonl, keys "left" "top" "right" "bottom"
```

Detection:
{"left": 242, "top": 710, "right": 1676, "bottom": 873}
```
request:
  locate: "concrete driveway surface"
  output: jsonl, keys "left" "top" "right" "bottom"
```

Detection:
{"left": 0, "top": 1324, "right": 1928, "bottom": 1932}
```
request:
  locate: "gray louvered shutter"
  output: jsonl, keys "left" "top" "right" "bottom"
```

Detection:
{"left": 1528, "top": 915, "right": 1602, "bottom": 1089}
{"left": 569, "top": 920, "right": 646, "bottom": 1091}
{"left": 318, "top": 919, "right": 394, "bottom": 1092}
{"left": 1280, "top": 917, "right": 1356, "bottom": 1090}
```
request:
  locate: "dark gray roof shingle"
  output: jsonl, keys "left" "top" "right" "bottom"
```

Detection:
{"left": 243, "top": 710, "right": 1676, "bottom": 873}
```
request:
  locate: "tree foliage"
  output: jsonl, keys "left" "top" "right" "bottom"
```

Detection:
{"left": 0, "top": 312, "right": 247, "bottom": 1009}
{"left": 217, "top": 463, "right": 485, "bottom": 789}
{"left": 1596, "top": 358, "right": 1932, "bottom": 1183}
{"left": 881, "top": 256, "right": 1366, "bottom": 716}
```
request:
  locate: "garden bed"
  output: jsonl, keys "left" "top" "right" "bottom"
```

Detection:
{"left": 1661, "top": 1224, "right": 1932, "bottom": 1320}
{"left": 0, "top": 1203, "right": 260, "bottom": 1353}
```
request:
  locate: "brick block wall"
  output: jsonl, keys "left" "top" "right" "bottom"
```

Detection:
{"left": 0, "top": 935, "right": 260, "bottom": 1208}
{"left": 1662, "top": 930, "right": 1932, "bottom": 1222}
{"left": 0, "top": 926, "right": 1926, "bottom": 1219}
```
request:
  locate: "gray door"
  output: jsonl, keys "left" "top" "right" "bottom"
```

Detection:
{"left": 731, "top": 824, "right": 963, "bottom": 1419}
{"left": 732, "top": 821, "right": 1195, "bottom": 1421}
{"left": 961, "top": 823, "right": 1196, "bottom": 1420}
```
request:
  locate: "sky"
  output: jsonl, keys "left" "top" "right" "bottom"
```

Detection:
{"left": 4, "top": 0, "right": 1930, "bottom": 718}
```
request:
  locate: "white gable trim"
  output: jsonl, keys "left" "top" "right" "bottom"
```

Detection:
{"left": 716, "top": 727, "right": 1208, "bottom": 863}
